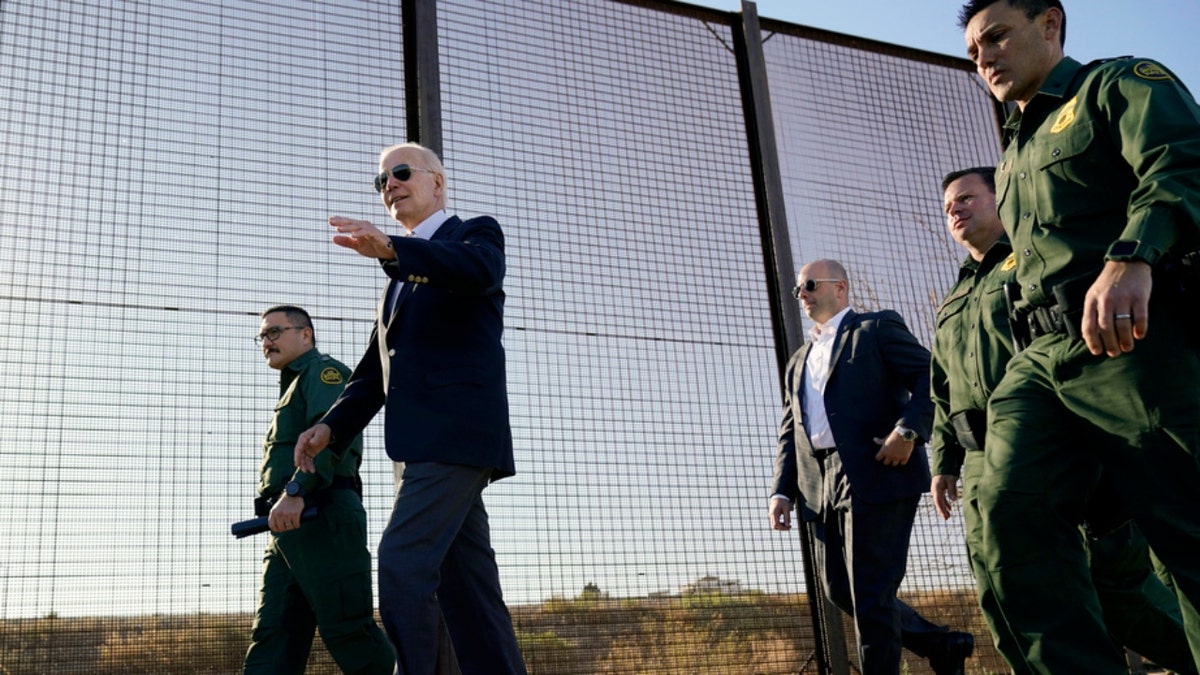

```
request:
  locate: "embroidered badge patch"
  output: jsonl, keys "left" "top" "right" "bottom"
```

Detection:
{"left": 1001, "top": 253, "right": 1017, "bottom": 271}
{"left": 320, "top": 367, "right": 344, "bottom": 385}
{"left": 1133, "top": 61, "right": 1171, "bottom": 81}
{"left": 1050, "top": 96, "right": 1077, "bottom": 133}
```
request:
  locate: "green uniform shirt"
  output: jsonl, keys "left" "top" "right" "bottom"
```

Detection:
{"left": 930, "top": 239, "right": 1016, "bottom": 477}
{"left": 258, "top": 348, "right": 363, "bottom": 497}
{"left": 996, "top": 56, "right": 1200, "bottom": 308}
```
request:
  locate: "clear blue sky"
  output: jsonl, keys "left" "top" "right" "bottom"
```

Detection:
{"left": 682, "top": 0, "right": 1200, "bottom": 93}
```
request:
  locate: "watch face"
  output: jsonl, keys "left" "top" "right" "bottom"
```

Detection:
{"left": 286, "top": 482, "right": 301, "bottom": 497}
{"left": 1109, "top": 241, "right": 1138, "bottom": 257}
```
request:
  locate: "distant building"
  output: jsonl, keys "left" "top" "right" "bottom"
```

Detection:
{"left": 680, "top": 576, "right": 744, "bottom": 595}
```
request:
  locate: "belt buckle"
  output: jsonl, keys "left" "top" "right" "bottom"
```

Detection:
{"left": 1027, "top": 306, "right": 1055, "bottom": 337}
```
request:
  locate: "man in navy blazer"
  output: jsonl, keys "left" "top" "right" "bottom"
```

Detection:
{"left": 294, "top": 142, "right": 526, "bottom": 675}
{"left": 769, "top": 259, "right": 972, "bottom": 675}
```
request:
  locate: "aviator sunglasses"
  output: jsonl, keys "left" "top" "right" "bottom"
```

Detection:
{"left": 792, "top": 278, "right": 841, "bottom": 299}
{"left": 374, "top": 164, "right": 437, "bottom": 192}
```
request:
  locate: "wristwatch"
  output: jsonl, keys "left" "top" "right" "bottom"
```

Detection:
{"left": 1105, "top": 239, "right": 1162, "bottom": 266}
{"left": 895, "top": 425, "right": 919, "bottom": 442}
{"left": 284, "top": 480, "right": 307, "bottom": 499}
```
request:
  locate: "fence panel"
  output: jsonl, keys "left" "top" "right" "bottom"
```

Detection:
{"left": 0, "top": 1, "right": 1002, "bottom": 672}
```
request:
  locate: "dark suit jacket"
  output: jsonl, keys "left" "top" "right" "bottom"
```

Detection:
{"left": 321, "top": 215, "right": 515, "bottom": 480}
{"left": 772, "top": 309, "right": 932, "bottom": 520}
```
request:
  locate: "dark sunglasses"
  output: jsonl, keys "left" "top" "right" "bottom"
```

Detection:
{"left": 373, "top": 164, "right": 436, "bottom": 192}
{"left": 792, "top": 278, "right": 841, "bottom": 298}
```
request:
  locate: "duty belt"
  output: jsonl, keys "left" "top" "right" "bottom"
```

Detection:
{"left": 255, "top": 475, "right": 363, "bottom": 516}
{"left": 1026, "top": 305, "right": 1071, "bottom": 339}
{"left": 1007, "top": 274, "right": 1091, "bottom": 352}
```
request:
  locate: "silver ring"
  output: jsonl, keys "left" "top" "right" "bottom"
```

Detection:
{"left": 1114, "top": 313, "right": 1132, "bottom": 320}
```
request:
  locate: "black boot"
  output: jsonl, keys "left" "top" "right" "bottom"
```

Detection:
{"left": 927, "top": 631, "right": 974, "bottom": 675}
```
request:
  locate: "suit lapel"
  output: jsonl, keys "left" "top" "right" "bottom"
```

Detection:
{"left": 389, "top": 283, "right": 416, "bottom": 327}
{"left": 433, "top": 216, "right": 460, "bottom": 240}
{"left": 380, "top": 217, "right": 463, "bottom": 328}
{"left": 380, "top": 279, "right": 397, "bottom": 327}
{"left": 795, "top": 341, "right": 814, "bottom": 431}
{"left": 795, "top": 342, "right": 814, "bottom": 397}
{"left": 827, "top": 310, "right": 857, "bottom": 379}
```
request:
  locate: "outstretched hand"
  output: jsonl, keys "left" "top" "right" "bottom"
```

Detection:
{"left": 329, "top": 216, "right": 398, "bottom": 260}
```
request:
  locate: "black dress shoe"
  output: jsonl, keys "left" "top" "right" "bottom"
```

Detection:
{"left": 928, "top": 631, "right": 974, "bottom": 675}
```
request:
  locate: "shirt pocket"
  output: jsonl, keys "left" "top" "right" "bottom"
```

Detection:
{"left": 980, "top": 281, "right": 1012, "bottom": 341}
{"left": 274, "top": 382, "right": 298, "bottom": 412}
{"left": 936, "top": 287, "right": 971, "bottom": 328}
{"left": 1032, "top": 120, "right": 1106, "bottom": 227}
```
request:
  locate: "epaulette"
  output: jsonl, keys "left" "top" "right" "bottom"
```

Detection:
{"left": 1085, "top": 55, "right": 1132, "bottom": 67}
{"left": 1084, "top": 56, "right": 1179, "bottom": 87}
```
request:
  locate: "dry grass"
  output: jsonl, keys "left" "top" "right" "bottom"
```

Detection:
{"left": 0, "top": 590, "right": 1010, "bottom": 674}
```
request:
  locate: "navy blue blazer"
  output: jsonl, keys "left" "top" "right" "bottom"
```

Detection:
{"left": 321, "top": 215, "right": 515, "bottom": 480}
{"left": 772, "top": 309, "right": 932, "bottom": 520}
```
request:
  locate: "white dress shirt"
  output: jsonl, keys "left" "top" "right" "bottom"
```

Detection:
{"left": 802, "top": 306, "right": 851, "bottom": 450}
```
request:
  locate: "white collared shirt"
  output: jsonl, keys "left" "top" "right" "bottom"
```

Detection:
{"left": 406, "top": 209, "right": 449, "bottom": 241}
{"left": 802, "top": 306, "right": 851, "bottom": 449}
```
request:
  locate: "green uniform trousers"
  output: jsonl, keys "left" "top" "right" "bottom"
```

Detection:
{"left": 977, "top": 317, "right": 1200, "bottom": 674}
{"left": 1089, "top": 523, "right": 1197, "bottom": 674}
{"left": 964, "top": 452, "right": 1196, "bottom": 675}
{"left": 244, "top": 491, "right": 395, "bottom": 675}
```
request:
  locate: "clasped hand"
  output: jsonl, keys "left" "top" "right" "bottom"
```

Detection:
{"left": 294, "top": 423, "right": 331, "bottom": 474}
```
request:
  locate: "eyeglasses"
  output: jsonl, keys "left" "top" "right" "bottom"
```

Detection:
{"left": 254, "top": 326, "right": 302, "bottom": 345}
{"left": 792, "top": 278, "right": 842, "bottom": 298}
{"left": 373, "top": 164, "right": 437, "bottom": 192}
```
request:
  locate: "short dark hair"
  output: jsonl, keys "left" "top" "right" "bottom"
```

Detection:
{"left": 958, "top": 0, "right": 1066, "bottom": 46}
{"left": 260, "top": 305, "right": 315, "bottom": 345}
{"left": 941, "top": 166, "right": 997, "bottom": 193}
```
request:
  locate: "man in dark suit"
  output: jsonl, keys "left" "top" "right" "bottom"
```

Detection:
{"left": 294, "top": 142, "right": 527, "bottom": 675}
{"left": 769, "top": 259, "right": 972, "bottom": 675}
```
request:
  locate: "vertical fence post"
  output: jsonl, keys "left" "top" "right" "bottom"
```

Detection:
{"left": 403, "top": 0, "right": 444, "bottom": 156}
{"left": 400, "top": 3, "right": 459, "bottom": 673}
{"left": 731, "top": 3, "right": 849, "bottom": 674}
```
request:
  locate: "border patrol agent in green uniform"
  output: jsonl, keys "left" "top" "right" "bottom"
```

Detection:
{"left": 931, "top": 168, "right": 1196, "bottom": 675}
{"left": 960, "top": 1, "right": 1200, "bottom": 672}
{"left": 244, "top": 305, "right": 394, "bottom": 674}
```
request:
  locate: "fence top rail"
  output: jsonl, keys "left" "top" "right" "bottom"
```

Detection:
{"left": 616, "top": 0, "right": 976, "bottom": 73}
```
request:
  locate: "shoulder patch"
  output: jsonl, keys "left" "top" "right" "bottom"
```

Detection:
{"left": 1132, "top": 61, "right": 1172, "bottom": 82}
{"left": 1050, "top": 96, "right": 1077, "bottom": 134}
{"left": 1001, "top": 253, "right": 1017, "bottom": 271}
{"left": 319, "top": 367, "right": 344, "bottom": 385}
